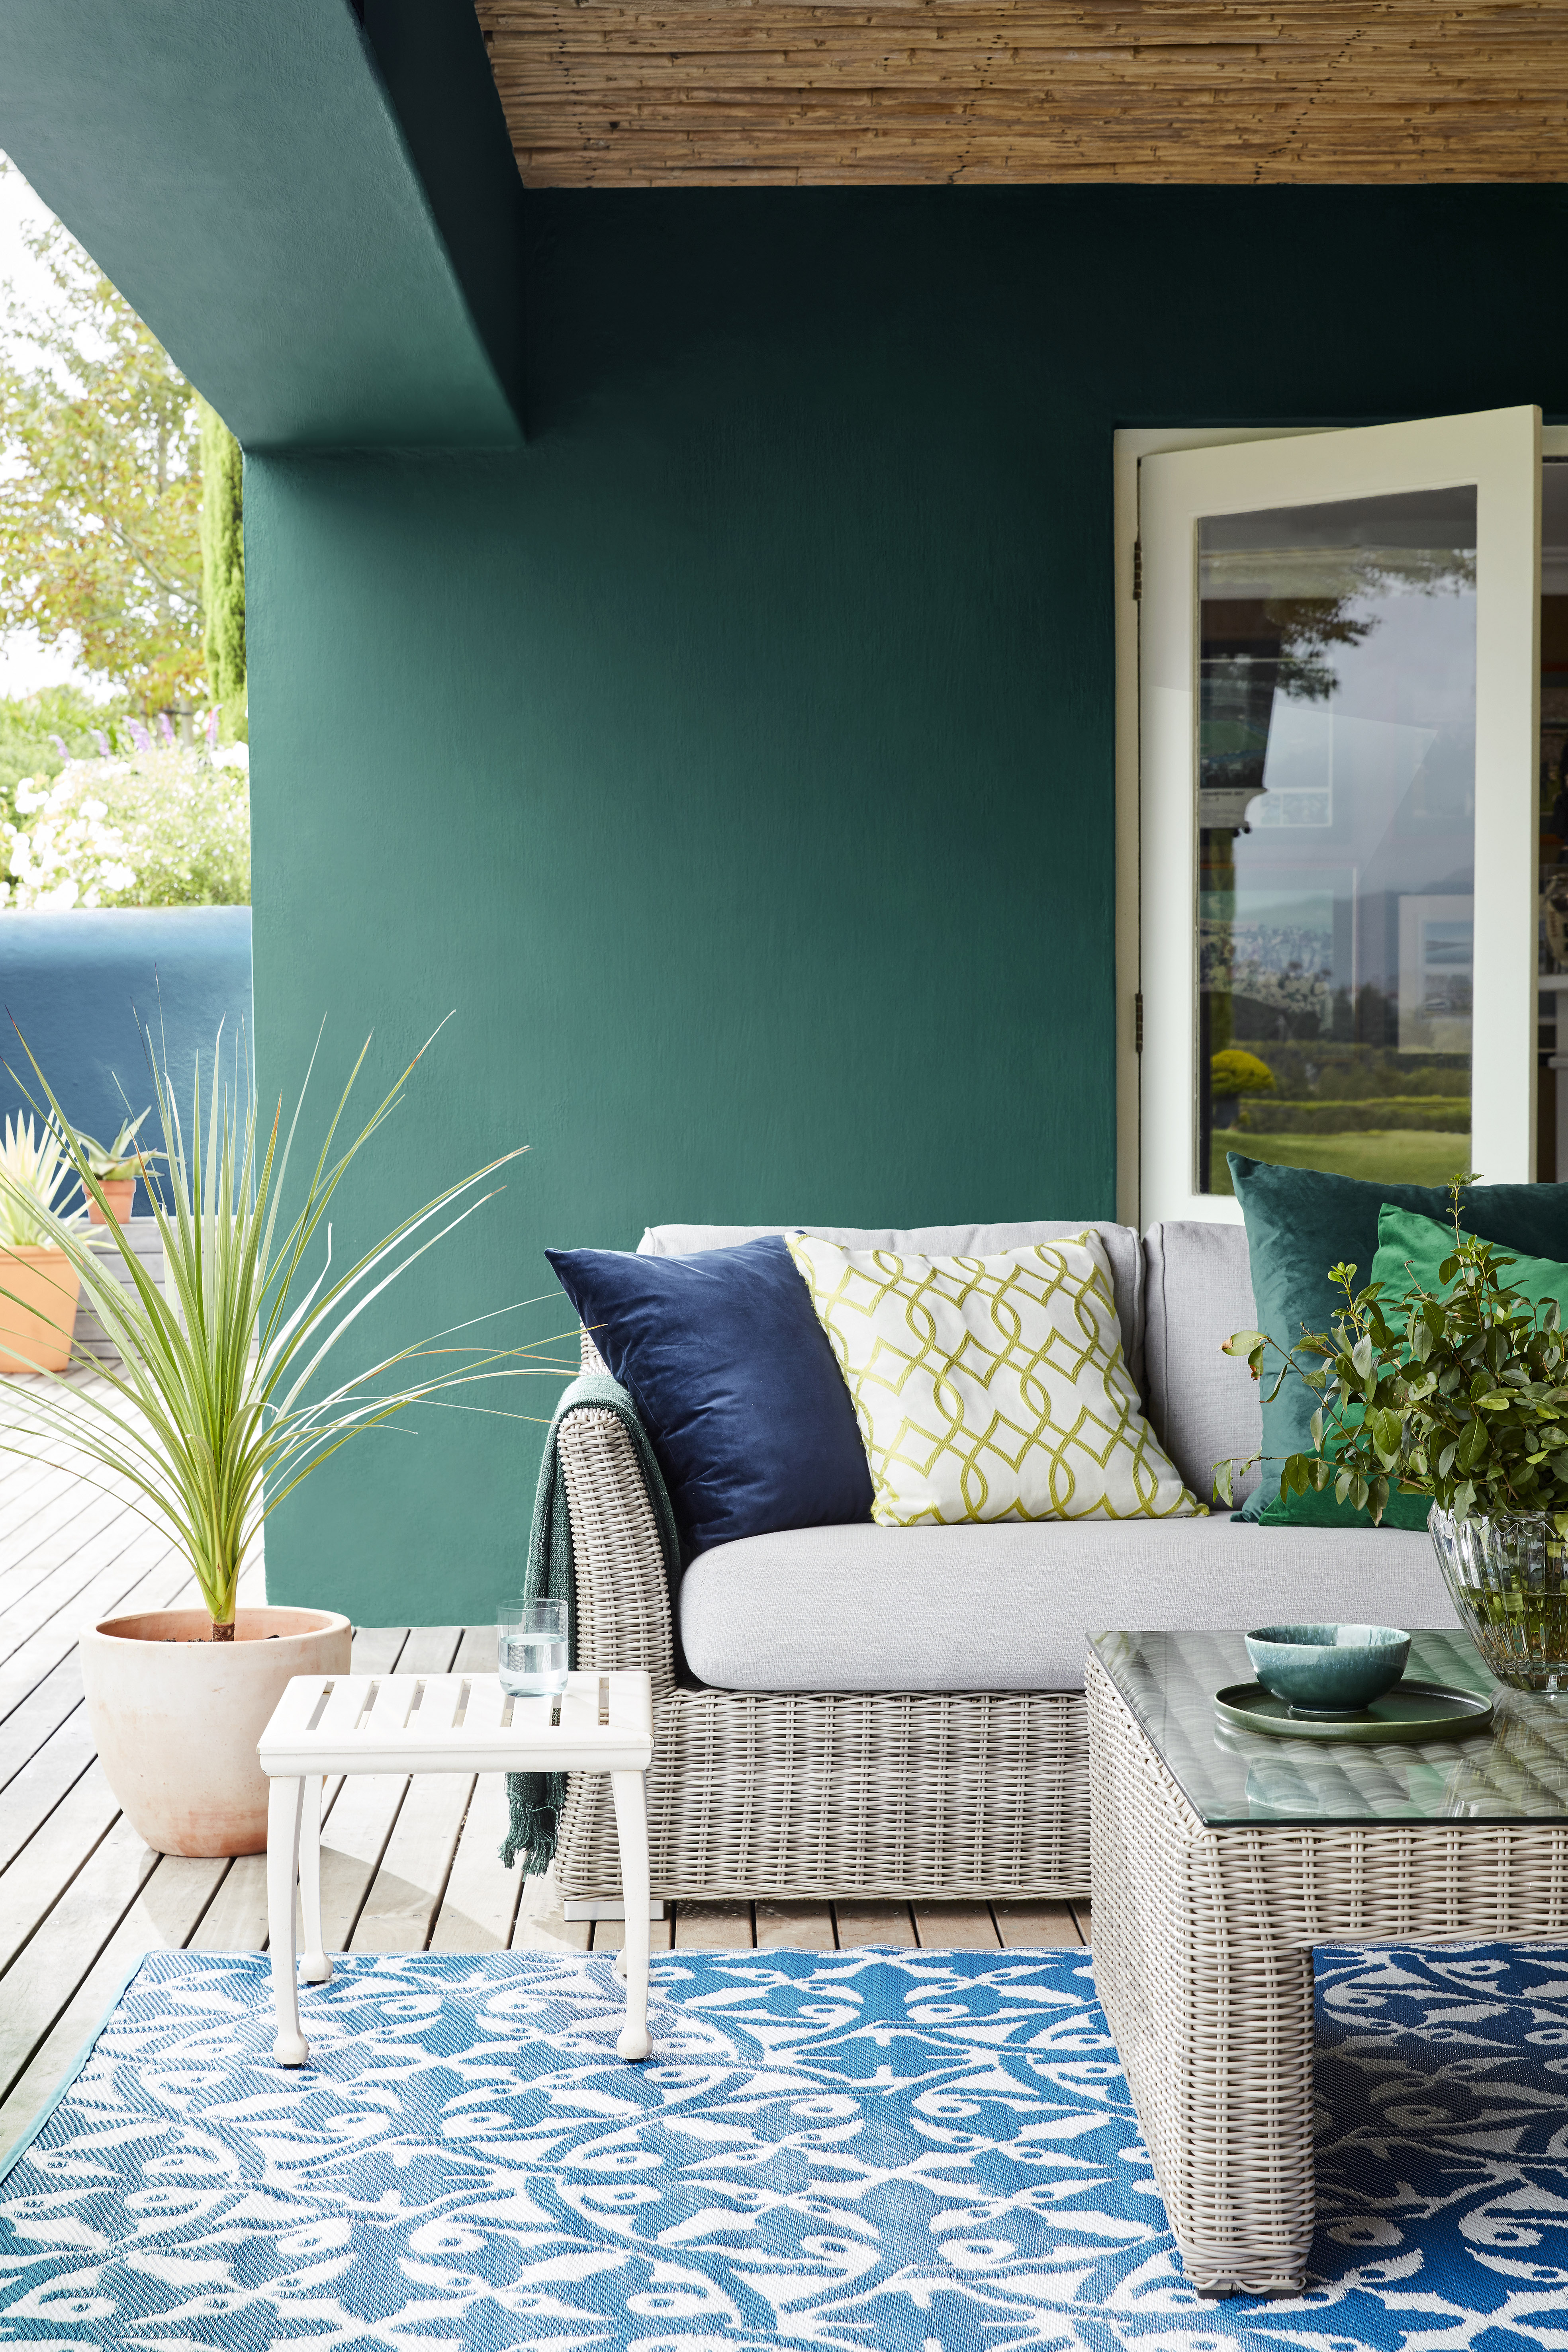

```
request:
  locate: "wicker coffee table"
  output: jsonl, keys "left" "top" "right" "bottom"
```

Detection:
{"left": 1088, "top": 1629, "right": 1568, "bottom": 2298}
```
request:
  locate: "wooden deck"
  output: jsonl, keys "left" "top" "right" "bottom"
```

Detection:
{"left": 0, "top": 1379, "right": 1089, "bottom": 2170}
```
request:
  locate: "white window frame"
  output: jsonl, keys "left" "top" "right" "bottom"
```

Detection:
{"left": 1116, "top": 409, "right": 1542, "bottom": 1229}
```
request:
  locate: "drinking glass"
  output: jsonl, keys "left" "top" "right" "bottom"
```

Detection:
{"left": 498, "top": 1597, "right": 570, "bottom": 1696}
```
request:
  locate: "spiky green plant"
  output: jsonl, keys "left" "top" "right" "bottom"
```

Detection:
{"left": 73, "top": 1107, "right": 161, "bottom": 1181}
{"left": 0, "top": 1112, "right": 79, "bottom": 1248}
{"left": 0, "top": 1021, "right": 571, "bottom": 1637}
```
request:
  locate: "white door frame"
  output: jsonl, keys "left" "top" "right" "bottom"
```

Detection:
{"left": 1117, "top": 410, "right": 1542, "bottom": 1229}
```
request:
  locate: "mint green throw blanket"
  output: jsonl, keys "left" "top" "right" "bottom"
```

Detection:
{"left": 501, "top": 1374, "right": 680, "bottom": 1875}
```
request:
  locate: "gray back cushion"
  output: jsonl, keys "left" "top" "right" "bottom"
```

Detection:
{"left": 640, "top": 1220, "right": 1147, "bottom": 1395}
{"left": 1142, "top": 1221, "right": 1263, "bottom": 1508}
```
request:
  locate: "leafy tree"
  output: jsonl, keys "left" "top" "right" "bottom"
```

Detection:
{"left": 198, "top": 396, "right": 245, "bottom": 735}
{"left": 0, "top": 181, "right": 202, "bottom": 713}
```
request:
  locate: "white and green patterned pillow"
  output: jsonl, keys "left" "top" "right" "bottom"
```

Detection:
{"left": 786, "top": 1230, "right": 1202, "bottom": 1527}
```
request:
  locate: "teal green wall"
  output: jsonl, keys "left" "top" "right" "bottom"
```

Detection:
{"left": 249, "top": 184, "right": 1568, "bottom": 1625}
{"left": 1, "top": 0, "right": 523, "bottom": 446}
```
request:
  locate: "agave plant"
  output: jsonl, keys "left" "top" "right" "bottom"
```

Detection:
{"left": 0, "top": 1113, "right": 81, "bottom": 1249}
{"left": 74, "top": 1108, "right": 162, "bottom": 1182}
{"left": 0, "top": 1021, "right": 572, "bottom": 1638}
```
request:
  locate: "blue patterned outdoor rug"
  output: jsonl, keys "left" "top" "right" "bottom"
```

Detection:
{"left": 2, "top": 1943, "right": 1568, "bottom": 2347}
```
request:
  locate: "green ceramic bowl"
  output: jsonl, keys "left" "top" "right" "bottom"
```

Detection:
{"left": 1243, "top": 1623, "right": 1411, "bottom": 1718}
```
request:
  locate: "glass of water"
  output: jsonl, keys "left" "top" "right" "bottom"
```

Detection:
{"left": 498, "top": 1597, "right": 570, "bottom": 1696}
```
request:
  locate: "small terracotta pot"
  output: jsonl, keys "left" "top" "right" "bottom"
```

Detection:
{"left": 87, "top": 1177, "right": 137, "bottom": 1225}
{"left": 81, "top": 1605, "right": 352, "bottom": 1857}
{"left": 0, "top": 1244, "right": 82, "bottom": 1374}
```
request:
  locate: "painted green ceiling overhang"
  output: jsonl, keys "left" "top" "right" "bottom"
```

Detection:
{"left": 0, "top": 0, "right": 525, "bottom": 450}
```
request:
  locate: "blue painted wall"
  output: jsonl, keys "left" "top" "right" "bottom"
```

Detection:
{"left": 0, "top": 910, "right": 254, "bottom": 1213}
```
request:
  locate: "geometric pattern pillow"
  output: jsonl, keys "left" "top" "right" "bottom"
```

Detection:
{"left": 785, "top": 1229, "right": 1203, "bottom": 1527}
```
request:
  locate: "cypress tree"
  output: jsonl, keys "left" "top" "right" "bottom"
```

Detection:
{"left": 198, "top": 397, "right": 245, "bottom": 735}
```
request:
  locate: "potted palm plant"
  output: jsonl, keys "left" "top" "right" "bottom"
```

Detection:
{"left": 73, "top": 1109, "right": 160, "bottom": 1224}
{"left": 0, "top": 1113, "right": 83, "bottom": 1374}
{"left": 0, "top": 1021, "right": 570, "bottom": 1856}
{"left": 1222, "top": 1194, "right": 1568, "bottom": 1690}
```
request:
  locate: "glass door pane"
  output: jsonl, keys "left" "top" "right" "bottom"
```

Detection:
{"left": 1139, "top": 407, "right": 1538, "bottom": 1229}
{"left": 1197, "top": 489, "right": 1478, "bottom": 1196}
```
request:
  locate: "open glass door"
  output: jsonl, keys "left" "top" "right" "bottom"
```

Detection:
{"left": 1139, "top": 408, "right": 1541, "bottom": 1227}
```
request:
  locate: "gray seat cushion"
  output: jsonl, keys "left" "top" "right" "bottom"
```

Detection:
{"left": 679, "top": 1516, "right": 1453, "bottom": 1692}
{"left": 1143, "top": 1220, "right": 1264, "bottom": 1509}
{"left": 642, "top": 1219, "right": 1147, "bottom": 1395}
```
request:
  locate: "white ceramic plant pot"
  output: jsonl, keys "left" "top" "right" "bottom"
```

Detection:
{"left": 81, "top": 1605, "right": 352, "bottom": 1857}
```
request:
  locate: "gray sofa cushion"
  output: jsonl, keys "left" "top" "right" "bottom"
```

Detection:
{"left": 642, "top": 1220, "right": 1147, "bottom": 1395}
{"left": 679, "top": 1516, "right": 1452, "bottom": 1692}
{"left": 1143, "top": 1220, "right": 1264, "bottom": 1509}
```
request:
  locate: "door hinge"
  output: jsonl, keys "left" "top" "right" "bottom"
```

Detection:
{"left": 1134, "top": 991, "right": 1144, "bottom": 1053}
{"left": 1131, "top": 539, "right": 1142, "bottom": 601}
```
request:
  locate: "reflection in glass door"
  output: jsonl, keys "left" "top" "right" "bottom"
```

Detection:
{"left": 1197, "top": 490, "right": 1477, "bottom": 1195}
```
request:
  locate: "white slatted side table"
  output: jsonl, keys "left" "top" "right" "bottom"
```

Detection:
{"left": 258, "top": 1667, "right": 654, "bottom": 2068}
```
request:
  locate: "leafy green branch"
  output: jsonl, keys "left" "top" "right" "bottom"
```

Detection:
{"left": 1216, "top": 1182, "right": 1568, "bottom": 1532}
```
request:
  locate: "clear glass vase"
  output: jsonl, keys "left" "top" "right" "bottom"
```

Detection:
{"left": 1428, "top": 1505, "right": 1568, "bottom": 1691}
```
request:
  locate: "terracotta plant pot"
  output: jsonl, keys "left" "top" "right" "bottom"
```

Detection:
{"left": 0, "top": 1244, "right": 82, "bottom": 1374}
{"left": 87, "top": 1177, "right": 137, "bottom": 1225}
{"left": 81, "top": 1605, "right": 352, "bottom": 1857}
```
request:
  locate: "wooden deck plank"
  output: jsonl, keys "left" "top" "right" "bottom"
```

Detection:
{"left": 0, "top": 1814, "right": 164, "bottom": 2105}
{"left": 0, "top": 1494, "right": 155, "bottom": 1667}
{"left": 591, "top": 1909, "right": 675, "bottom": 1955}
{"left": 315, "top": 1628, "right": 462, "bottom": 1951}
{"left": 673, "top": 1902, "right": 754, "bottom": 1950}
{"left": 833, "top": 1899, "right": 916, "bottom": 1949}
{"left": 345, "top": 1625, "right": 497, "bottom": 1953}
{"left": 912, "top": 1901, "right": 1003, "bottom": 1950}
{"left": 188, "top": 1855, "right": 269, "bottom": 1952}
{"left": 993, "top": 1901, "right": 1086, "bottom": 1949}
{"left": 0, "top": 1482, "right": 134, "bottom": 1615}
{"left": 0, "top": 1760, "right": 120, "bottom": 1978}
{"left": 0, "top": 1655, "right": 84, "bottom": 1796}
{"left": 426, "top": 1626, "right": 521, "bottom": 1954}
{"left": 756, "top": 1901, "right": 836, "bottom": 1951}
{"left": 0, "top": 1527, "right": 182, "bottom": 1718}
{"left": 350, "top": 1770, "right": 475, "bottom": 1954}
{"left": 0, "top": 1704, "right": 97, "bottom": 1879}
{"left": 0, "top": 1849, "right": 230, "bottom": 2169}
{"left": 430, "top": 1775, "right": 523, "bottom": 1952}
{"left": 512, "top": 1870, "right": 590, "bottom": 1954}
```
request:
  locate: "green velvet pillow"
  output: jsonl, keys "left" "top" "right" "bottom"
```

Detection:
{"left": 1372, "top": 1203, "right": 1568, "bottom": 1323}
{"left": 1229, "top": 1156, "right": 1568, "bottom": 1531}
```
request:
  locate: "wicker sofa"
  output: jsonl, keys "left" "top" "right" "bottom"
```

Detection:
{"left": 553, "top": 1217, "right": 1460, "bottom": 1910}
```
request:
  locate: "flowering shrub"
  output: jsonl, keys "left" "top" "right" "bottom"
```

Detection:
{"left": 1, "top": 741, "right": 249, "bottom": 909}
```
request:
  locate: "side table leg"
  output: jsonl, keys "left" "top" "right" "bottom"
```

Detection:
{"left": 298, "top": 1775, "right": 331, "bottom": 1984}
{"left": 267, "top": 1775, "right": 309, "bottom": 2067}
{"left": 611, "top": 1769, "right": 652, "bottom": 2061}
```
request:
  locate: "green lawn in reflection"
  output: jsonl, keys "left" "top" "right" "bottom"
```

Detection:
{"left": 1210, "top": 1127, "right": 1472, "bottom": 1195}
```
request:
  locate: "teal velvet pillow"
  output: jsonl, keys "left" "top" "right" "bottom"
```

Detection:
{"left": 1372, "top": 1203, "right": 1568, "bottom": 1323}
{"left": 1229, "top": 1157, "right": 1568, "bottom": 1530}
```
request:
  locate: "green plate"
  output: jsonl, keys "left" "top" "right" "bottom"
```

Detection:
{"left": 1214, "top": 1678, "right": 1494, "bottom": 1743}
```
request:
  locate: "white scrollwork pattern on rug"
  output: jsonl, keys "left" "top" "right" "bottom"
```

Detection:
{"left": 2, "top": 1943, "right": 1568, "bottom": 2346}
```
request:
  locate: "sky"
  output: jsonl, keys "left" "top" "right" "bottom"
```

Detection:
{"left": 0, "top": 152, "right": 102, "bottom": 702}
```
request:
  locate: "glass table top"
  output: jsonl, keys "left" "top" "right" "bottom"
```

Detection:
{"left": 1090, "top": 1630, "right": 1568, "bottom": 1826}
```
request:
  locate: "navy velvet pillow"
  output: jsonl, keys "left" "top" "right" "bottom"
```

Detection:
{"left": 545, "top": 1233, "right": 874, "bottom": 1556}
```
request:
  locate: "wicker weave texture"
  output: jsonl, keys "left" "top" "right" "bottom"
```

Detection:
{"left": 1086, "top": 1652, "right": 1568, "bottom": 2295}
{"left": 554, "top": 1341, "right": 1091, "bottom": 1900}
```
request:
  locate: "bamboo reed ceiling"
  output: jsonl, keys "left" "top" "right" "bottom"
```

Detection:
{"left": 473, "top": 0, "right": 1568, "bottom": 187}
